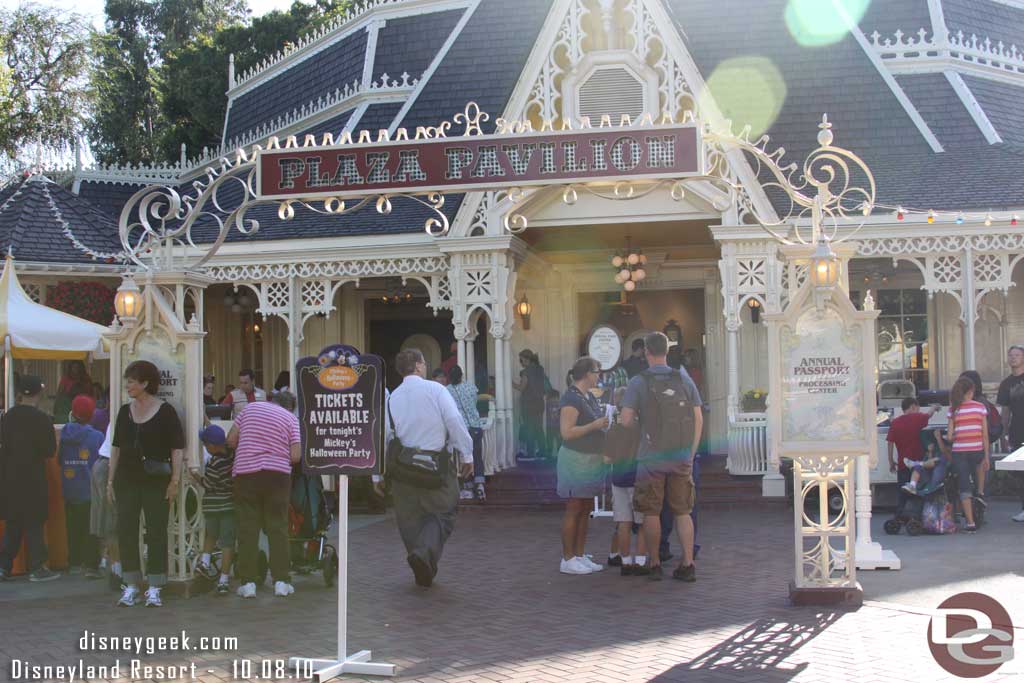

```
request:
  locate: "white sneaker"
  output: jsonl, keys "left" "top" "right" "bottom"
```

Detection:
{"left": 579, "top": 555, "right": 605, "bottom": 572}
{"left": 274, "top": 581, "right": 295, "bottom": 597}
{"left": 559, "top": 557, "right": 592, "bottom": 575}
{"left": 236, "top": 582, "right": 256, "bottom": 598}
{"left": 144, "top": 587, "right": 162, "bottom": 607}
{"left": 118, "top": 585, "right": 139, "bottom": 607}
{"left": 1012, "top": 510, "right": 1024, "bottom": 523}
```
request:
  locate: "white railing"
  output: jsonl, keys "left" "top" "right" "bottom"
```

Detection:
{"left": 727, "top": 411, "right": 769, "bottom": 475}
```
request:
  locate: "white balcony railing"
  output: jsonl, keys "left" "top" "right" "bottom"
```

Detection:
{"left": 727, "top": 411, "right": 769, "bottom": 475}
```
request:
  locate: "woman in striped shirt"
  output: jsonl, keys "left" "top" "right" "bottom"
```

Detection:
{"left": 935, "top": 377, "right": 989, "bottom": 532}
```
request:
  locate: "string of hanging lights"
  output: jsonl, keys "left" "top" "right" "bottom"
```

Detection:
{"left": 611, "top": 236, "right": 647, "bottom": 292}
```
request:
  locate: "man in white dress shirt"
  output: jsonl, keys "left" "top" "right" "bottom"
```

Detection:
{"left": 379, "top": 348, "right": 473, "bottom": 587}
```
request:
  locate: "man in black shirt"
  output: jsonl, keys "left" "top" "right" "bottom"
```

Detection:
{"left": 622, "top": 338, "right": 648, "bottom": 379}
{"left": 997, "top": 345, "right": 1024, "bottom": 522}
{"left": 0, "top": 376, "right": 59, "bottom": 582}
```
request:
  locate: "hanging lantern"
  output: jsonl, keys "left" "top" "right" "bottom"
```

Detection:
{"left": 114, "top": 276, "right": 142, "bottom": 323}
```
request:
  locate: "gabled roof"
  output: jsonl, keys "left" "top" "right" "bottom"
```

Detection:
{"left": 668, "top": 0, "right": 1024, "bottom": 211}
{"left": 0, "top": 176, "right": 123, "bottom": 264}
{"left": 63, "top": 0, "right": 1024, "bottom": 258}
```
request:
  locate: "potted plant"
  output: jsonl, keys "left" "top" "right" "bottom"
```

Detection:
{"left": 742, "top": 389, "right": 768, "bottom": 413}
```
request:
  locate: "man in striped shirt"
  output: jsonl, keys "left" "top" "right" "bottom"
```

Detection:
{"left": 227, "top": 392, "right": 301, "bottom": 597}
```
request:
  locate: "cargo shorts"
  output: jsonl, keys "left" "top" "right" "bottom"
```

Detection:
{"left": 633, "top": 459, "right": 695, "bottom": 516}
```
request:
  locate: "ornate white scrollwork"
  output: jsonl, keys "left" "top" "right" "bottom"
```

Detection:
{"left": 707, "top": 115, "right": 876, "bottom": 246}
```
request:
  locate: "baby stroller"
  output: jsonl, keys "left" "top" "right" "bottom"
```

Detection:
{"left": 885, "top": 482, "right": 957, "bottom": 536}
{"left": 289, "top": 473, "right": 339, "bottom": 587}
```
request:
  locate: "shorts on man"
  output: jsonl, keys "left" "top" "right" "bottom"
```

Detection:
{"left": 633, "top": 458, "right": 696, "bottom": 517}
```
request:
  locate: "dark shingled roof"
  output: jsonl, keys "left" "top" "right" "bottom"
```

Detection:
{"left": 861, "top": 0, "right": 932, "bottom": 40}
{"left": 943, "top": 0, "right": 1024, "bottom": 50}
{"left": 896, "top": 73, "right": 989, "bottom": 149}
{"left": 963, "top": 75, "right": 1024, "bottom": 147}
{"left": 77, "top": 179, "right": 149, "bottom": 220}
{"left": 67, "top": 0, "right": 1024, "bottom": 254}
{"left": 0, "top": 176, "right": 122, "bottom": 264}
{"left": 668, "top": 0, "right": 1024, "bottom": 211}
{"left": 397, "top": 0, "right": 553, "bottom": 133}
{"left": 372, "top": 9, "right": 465, "bottom": 82}
{"left": 224, "top": 29, "right": 368, "bottom": 143}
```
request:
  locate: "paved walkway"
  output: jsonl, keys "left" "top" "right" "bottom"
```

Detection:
{"left": 1, "top": 502, "right": 1022, "bottom": 683}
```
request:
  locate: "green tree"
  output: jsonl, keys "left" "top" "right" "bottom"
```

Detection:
{"left": 88, "top": 0, "right": 162, "bottom": 165}
{"left": 89, "top": 0, "right": 249, "bottom": 166}
{"left": 0, "top": 4, "right": 92, "bottom": 163}
{"left": 158, "top": 0, "right": 353, "bottom": 161}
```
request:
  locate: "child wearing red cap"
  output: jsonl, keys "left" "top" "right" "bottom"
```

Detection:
{"left": 60, "top": 395, "right": 104, "bottom": 577}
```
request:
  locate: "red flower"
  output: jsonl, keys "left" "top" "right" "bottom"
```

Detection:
{"left": 45, "top": 281, "right": 116, "bottom": 324}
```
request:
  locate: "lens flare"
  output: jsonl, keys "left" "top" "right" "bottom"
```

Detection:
{"left": 785, "top": 0, "right": 871, "bottom": 47}
{"left": 701, "top": 56, "right": 787, "bottom": 138}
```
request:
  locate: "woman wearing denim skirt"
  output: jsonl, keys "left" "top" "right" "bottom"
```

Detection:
{"left": 556, "top": 356, "right": 609, "bottom": 575}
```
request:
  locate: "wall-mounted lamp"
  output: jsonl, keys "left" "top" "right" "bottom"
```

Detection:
{"left": 810, "top": 238, "right": 839, "bottom": 309}
{"left": 515, "top": 294, "right": 533, "bottom": 330}
{"left": 747, "top": 297, "right": 762, "bottom": 324}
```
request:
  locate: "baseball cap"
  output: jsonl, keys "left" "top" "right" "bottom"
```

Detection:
{"left": 198, "top": 424, "right": 226, "bottom": 446}
{"left": 71, "top": 395, "right": 97, "bottom": 422}
{"left": 17, "top": 375, "right": 44, "bottom": 396}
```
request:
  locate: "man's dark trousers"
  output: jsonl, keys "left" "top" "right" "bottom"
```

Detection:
{"left": 391, "top": 469, "right": 459, "bottom": 578}
{"left": 0, "top": 521, "right": 47, "bottom": 573}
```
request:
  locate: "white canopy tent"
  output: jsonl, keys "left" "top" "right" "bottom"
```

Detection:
{"left": 0, "top": 255, "right": 109, "bottom": 409}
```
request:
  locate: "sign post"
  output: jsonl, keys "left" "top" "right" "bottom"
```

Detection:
{"left": 289, "top": 344, "right": 395, "bottom": 681}
{"left": 765, "top": 279, "right": 879, "bottom": 607}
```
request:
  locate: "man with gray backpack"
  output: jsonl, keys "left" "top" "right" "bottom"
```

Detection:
{"left": 620, "top": 332, "right": 703, "bottom": 582}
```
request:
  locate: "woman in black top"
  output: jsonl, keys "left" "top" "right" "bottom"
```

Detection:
{"left": 107, "top": 360, "right": 184, "bottom": 607}
{"left": 556, "top": 356, "right": 609, "bottom": 576}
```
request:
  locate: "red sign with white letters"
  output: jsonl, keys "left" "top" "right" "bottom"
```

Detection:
{"left": 255, "top": 124, "right": 701, "bottom": 200}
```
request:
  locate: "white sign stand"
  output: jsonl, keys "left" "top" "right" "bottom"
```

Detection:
{"left": 290, "top": 476, "right": 396, "bottom": 682}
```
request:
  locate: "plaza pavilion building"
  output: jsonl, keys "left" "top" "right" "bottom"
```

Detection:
{"left": 6, "top": 0, "right": 1024, "bottom": 490}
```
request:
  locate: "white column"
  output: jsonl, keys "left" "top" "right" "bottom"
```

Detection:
{"left": 465, "top": 334, "right": 476, "bottom": 383}
{"left": 457, "top": 338, "right": 467, "bottom": 373}
{"left": 287, "top": 276, "right": 301, "bottom": 392}
{"left": 849, "top": 454, "right": 901, "bottom": 570}
{"left": 727, "top": 318, "right": 740, "bottom": 417}
{"left": 504, "top": 336, "right": 516, "bottom": 467}
{"left": 962, "top": 246, "right": 977, "bottom": 371}
{"left": 493, "top": 335, "right": 508, "bottom": 467}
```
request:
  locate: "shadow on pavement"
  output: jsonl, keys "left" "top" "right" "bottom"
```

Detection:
{"left": 654, "top": 613, "right": 840, "bottom": 681}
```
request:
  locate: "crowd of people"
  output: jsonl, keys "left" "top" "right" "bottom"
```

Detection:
{"left": 4, "top": 337, "right": 1024, "bottom": 599}
{"left": 885, "top": 346, "right": 1024, "bottom": 533}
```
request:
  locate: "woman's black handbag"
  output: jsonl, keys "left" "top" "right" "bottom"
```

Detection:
{"left": 385, "top": 406, "right": 448, "bottom": 490}
{"left": 135, "top": 421, "right": 172, "bottom": 477}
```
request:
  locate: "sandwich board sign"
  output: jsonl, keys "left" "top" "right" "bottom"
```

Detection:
{"left": 291, "top": 344, "right": 395, "bottom": 680}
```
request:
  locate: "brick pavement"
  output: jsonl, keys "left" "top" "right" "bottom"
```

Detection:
{"left": 1, "top": 503, "right": 1022, "bottom": 683}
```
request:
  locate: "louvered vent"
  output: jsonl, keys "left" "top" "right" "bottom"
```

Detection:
{"left": 578, "top": 67, "right": 646, "bottom": 122}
